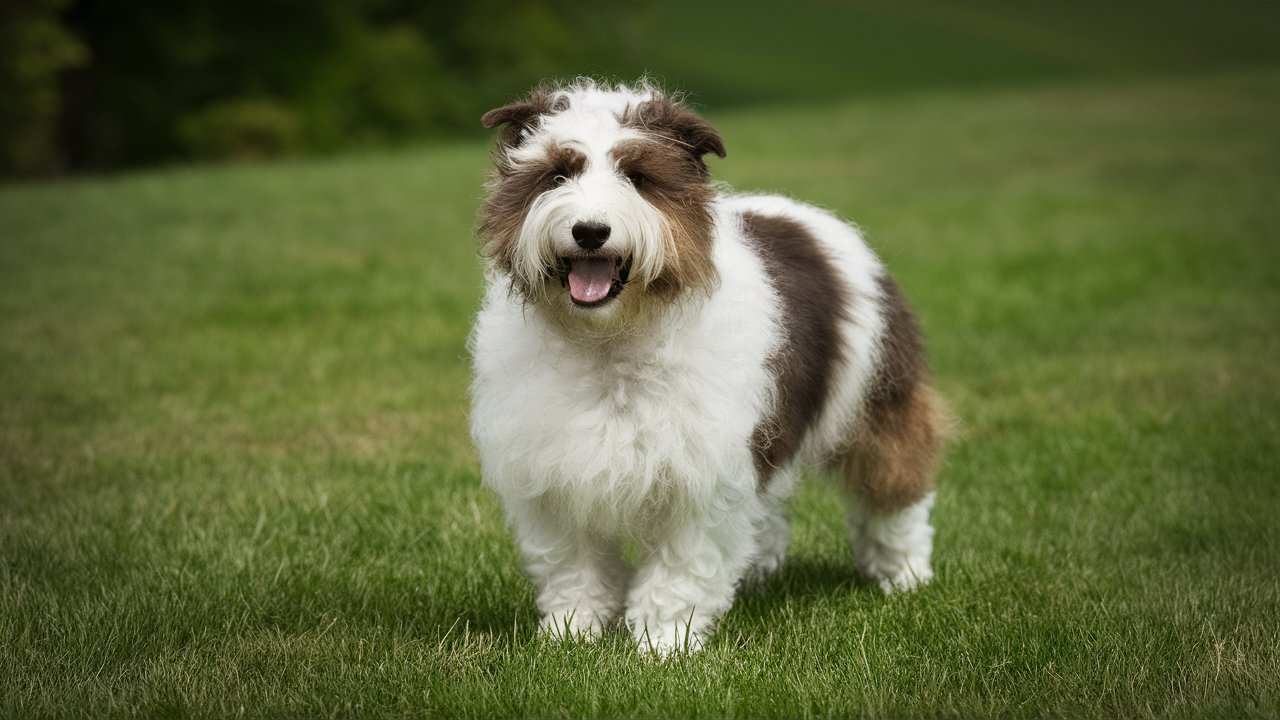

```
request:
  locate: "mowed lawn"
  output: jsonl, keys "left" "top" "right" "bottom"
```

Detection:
{"left": 3, "top": 68, "right": 1278, "bottom": 717}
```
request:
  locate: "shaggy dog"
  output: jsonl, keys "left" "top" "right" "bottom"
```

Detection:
{"left": 470, "top": 80, "right": 945, "bottom": 656}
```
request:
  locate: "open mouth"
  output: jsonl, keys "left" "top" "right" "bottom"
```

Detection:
{"left": 557, "top": 254, "right": 632, "bottom": 307}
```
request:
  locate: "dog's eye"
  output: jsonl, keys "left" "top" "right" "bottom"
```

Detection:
{"left": 626, "top": 171, "right": 646, "bottom": 187}
{"left": 552, "top": 174, "right": 568, "bottom": 186}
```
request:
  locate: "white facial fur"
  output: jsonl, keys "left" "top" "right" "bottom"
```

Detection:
{"left": 501, "top": 88, "right": 672, "bottom": 313}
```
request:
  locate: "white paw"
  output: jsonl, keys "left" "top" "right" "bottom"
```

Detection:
{"left": 873, "top": 563, "right": 933, "bottom": 595}
{"left": 539, "top": 610, "right": 609, "bottom": 640}
{"left": 633, "top": 624, "right": 707, "bottom": 658}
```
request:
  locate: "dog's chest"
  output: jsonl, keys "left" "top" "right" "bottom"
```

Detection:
{"left": 541, "top": 341, "right": 756, "bottom": 476}
{"left": 474, "top": 318, "right": 772, "bottom": 513}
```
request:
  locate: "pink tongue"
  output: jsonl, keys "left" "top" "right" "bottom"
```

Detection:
{"left": 567, "top": 258, "right": 615, "bottom": 303}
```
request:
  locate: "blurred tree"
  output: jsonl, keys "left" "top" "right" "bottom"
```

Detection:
{"left": 0, "top": 0, "right": 86, "bottom": 175}
{"left": 6, "top": 0, "right": 1279, "bottom": 177}
{"left": 60, "top": 1, "right": 361, "bottom": 169}
{"left": 178, "top": 98, "right": 302, "bottom": 161}
{"left": 50, "top": 0, "right": 582, "bottom": 173}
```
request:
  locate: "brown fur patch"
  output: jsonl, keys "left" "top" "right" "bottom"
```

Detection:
{"left": 480, "top": 84, "right": 563, "bottom": 149}
{"left": 621, "top": 95, "right": 726, "bottom": 164}
{"left": 845, "top": 275, "right": 945, "bottom": 513}
{"left": 610, "top": 138, "right": 717, "bottom": 298}
{"left": 741, "top": 211, "right": 848, "bottom": 487}
{"left": 477, "top": 142, "right": 586, "bottom": 282}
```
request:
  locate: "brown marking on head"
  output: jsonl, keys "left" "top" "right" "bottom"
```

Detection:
{"left": 480, "top": 84, "right": 564, "bottom": 151}
{"left": 622, "top": 94, "right": 726, "bottom": 167}
{"left": 477, "top": 83, "right": 724, "bottom": 303}
{"left": 740, "top": 211, "right": 848, "bottom": 487}
{"left": 477, "top": 142, "right": 586, "bottom": 282}
{"left": 610, "top": 137, "right": 718, "bottom": 298}
{"left": 844, "top": 274, "right": 947, "bottom": 513}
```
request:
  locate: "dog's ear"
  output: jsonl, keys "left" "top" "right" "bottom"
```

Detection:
{"left": 482, "top": 87, "right": 555, "bottom": 147}
{"left": 632, "top": 97, "right": 726, "bottom": 161}
{"left": 480, "top": 99, "right": 540, "bottom": 130}
{"left": 668, "top": 105, "right": 727, "bottom": 160}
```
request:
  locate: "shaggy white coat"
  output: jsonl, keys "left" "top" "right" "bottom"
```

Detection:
{"left": 470, "top": 83, "right": 934, "bottom": 655}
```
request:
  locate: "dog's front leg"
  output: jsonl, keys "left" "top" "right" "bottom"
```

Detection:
{"left": 506, "top": 498, "right": 628, "bottom": 639}
{"left": 626, "top": 504, "right": 758, "bottom": 656}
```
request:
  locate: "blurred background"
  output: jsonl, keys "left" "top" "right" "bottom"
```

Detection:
{"left": 4, "top": 0, "right": 1279, "bottom": 178}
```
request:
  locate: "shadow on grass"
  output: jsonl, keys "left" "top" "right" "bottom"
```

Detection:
{"left": 324, "top": 554, "right": 878, "bottom": 649}
{"left": 739, "top": 555, "right": 878, "bottom": 608}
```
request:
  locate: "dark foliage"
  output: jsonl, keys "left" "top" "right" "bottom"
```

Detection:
{"left": 0, "top": 0, "right": 86, "bottom": 175}
{"left": 4, "top": 0, "right": 1278, "bottom": 177}
{"left": 47, "top": 0, "right": 580, "bottom": 173}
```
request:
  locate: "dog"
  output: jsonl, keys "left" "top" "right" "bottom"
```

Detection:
{"left": 470, "top": 79, "right": 946, "bottom": 656}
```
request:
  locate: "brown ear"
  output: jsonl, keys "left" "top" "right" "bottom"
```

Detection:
{"left": 481, "top": 87, "right": 555, "bottom": 146}
{"left": 631, "top": 97, "right": 726, "bottom": 160}
{"left": 481, "top": 100, "right": 540, "bottom": 129}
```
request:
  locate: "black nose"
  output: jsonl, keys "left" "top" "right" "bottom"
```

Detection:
{"left": 571, "top": 221, "right": 611, "bottom": 250}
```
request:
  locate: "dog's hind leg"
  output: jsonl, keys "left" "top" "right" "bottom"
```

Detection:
{"left": 846, "top": 490, "right": 936, "bottom": 594}
{"left": 742, "top": 479, "right": 794, "bottom": 589}
{"left": 842, "top": 382, "right": 946, "bottom": 594}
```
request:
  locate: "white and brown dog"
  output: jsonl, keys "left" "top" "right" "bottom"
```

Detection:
{"left": 470, "top": 80, "right": 946, "bottom": 655}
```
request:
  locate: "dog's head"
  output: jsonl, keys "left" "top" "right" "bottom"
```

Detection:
{"left": 478, "top": 80, "right": 725, "bottom": 323}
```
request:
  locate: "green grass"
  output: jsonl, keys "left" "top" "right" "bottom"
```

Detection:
{"left": 3, "top": 68, "right": 1279, "bottom": 717}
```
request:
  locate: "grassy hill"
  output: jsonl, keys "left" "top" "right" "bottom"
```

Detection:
{"left": 580, "top": 1, "right": 1280, "bottom": 107}
{"left": 2, "top": 68, "right": 1278, "bottom": 716}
